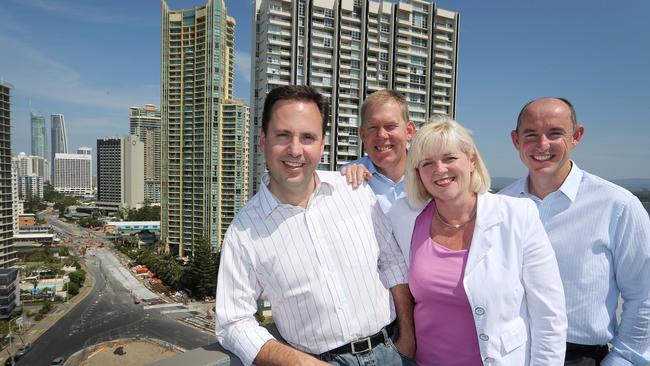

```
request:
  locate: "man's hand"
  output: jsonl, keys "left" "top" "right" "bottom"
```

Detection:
{"left": 254, "top": 340, "right": 330, "bottom": 366}
{"left": 340, "top": 164, "right": 372, "bottom": 188}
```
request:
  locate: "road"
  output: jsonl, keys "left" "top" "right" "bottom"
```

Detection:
{"left": 15, "top": 215, "right": 216, "bottom": 366}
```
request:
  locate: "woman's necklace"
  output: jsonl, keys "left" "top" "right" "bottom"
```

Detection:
{"left": 435, "top": 206, "right": 477, "bottom": 229}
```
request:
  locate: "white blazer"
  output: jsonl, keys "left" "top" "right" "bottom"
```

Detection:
{"left": 388, "top": 192, "right": 567, "bottom": 366}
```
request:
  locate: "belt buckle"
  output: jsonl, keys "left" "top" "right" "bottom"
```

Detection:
{"left": 351, "top": 337, "right": 372, "bottom": 354}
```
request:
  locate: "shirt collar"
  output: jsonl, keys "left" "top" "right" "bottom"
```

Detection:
{"left": 519, "top": 161, "right": 583, "bottom": 202}
{"left": 358, "top": 155, "right": 404, "bottom": 184}
{"left": 257, "top": 171, "right": 336, "bottom": 218}
{"left": 556, "top": 161, "right": 583, "bottom": 202}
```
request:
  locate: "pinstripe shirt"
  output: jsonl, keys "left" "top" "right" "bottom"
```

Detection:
{"left": 500, "top": 163, "right": 650, "bottom": 365}
{"left": 215, "top": 171, "right": 408, "bottom": 366}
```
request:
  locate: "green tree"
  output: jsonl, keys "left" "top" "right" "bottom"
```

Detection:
{"left": 24, "top": 197, "right": 47, "bottom": 213}
{"left": 68, "top": 270, "right": 86, "bottom": 286}
{"left": 184, "top": 237, "right": 219, "bottom": 300}
{"left": 66, "top": 282, "right": 80, "bottom": 296}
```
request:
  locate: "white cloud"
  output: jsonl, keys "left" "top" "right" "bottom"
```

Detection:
{"left": 235, "top": 49, "right": 252, "bottom": 84}
{"left": 0, "top": 34, "right": 158, "bottom": 111}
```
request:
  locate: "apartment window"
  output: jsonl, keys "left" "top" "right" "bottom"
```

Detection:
{"left": 323, "top": 77, "right": 331, "bottom": 86}
{"left": 298, "top": 0, "right": 305, "bottom": 16}
{"left": 324, "top": 8, "right": 334, "bottom": 18}
{"left": 410, "top": 75, "right": 426, "bottom": 84}
{"left": 351, "top": 31, "right": 361, "bottom": 40}
{"left": 412, "top": 13, "right": 427, "bottom": 28}
{"left": 299, "top": 28, "right": 305, "bottom": 37}
{"left": 350, "top": 60, "right": 360, "bottom": 69}
{"left": 324, "top": 38, "right": 331, "bottom": 47}
{"left": 412, "top": 37, "right": 426, "bottom": 47}
{"left": 380, "top": 63, "right": 389, "bottom": 71}
{"left": 410, "top": 66, "right": 425, "bottom": 75}
{"left": 379, "top": 72, "right": 388, "bottom": 81}
{"left": 380, "top": 52, "right": 389, "bottom": 62}
{"left": 411, "top": 56, "right": 426, "bottom": 66}
{"left": 381, "top": 15, "right": 389, "bottom": 23}
{"left": 298, "top": 57, "right": 304, "bottom": 66}
{"left": 380, "top": 24, "right": 389, "bottom": 33}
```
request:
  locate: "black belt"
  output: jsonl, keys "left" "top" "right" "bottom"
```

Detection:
{"left": 325, "top": 321, "right": 396, "bottom": 355}
{"left": 566, "top": 342, "right": 609, "bottom": 358}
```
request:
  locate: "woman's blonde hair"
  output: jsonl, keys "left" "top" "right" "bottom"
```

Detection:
{"left": 405, "top": 115, "right": 491, "bottom": 208}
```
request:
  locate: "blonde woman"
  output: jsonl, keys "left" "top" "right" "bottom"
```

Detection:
{"left": 388, "top": 116, "right": 567, "bottom": 365}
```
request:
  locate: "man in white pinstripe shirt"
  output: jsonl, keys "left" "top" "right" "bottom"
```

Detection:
{"left": 216, "top": 85, "right": 415, "bottom": 366}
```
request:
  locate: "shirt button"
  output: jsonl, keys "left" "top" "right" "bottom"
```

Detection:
{"left": 484, "top": 357, "right": 495, "bottom": 362}
{"left": 474, "top": 307, "right": 485, "bottom": 315}
{"left": 479, "top": 333, "right": 489, "bottom": 341}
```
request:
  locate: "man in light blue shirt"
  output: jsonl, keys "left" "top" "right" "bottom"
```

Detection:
{"left": 500, "top": 97, "right": 650, "bottom": 366}
{"left": 342, "top": 90, "right": 415, "bottom": 213}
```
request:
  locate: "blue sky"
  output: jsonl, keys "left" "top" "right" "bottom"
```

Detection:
{"left": 1, "top": 0, "right": 649, "bottom": 179}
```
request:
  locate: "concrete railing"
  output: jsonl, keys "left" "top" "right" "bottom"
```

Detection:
{"left": 149, "top": 324, "right": 280, "bottom": 366}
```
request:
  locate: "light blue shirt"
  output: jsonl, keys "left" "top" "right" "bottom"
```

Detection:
{"left": 348, "top": 156, "right": 405, "bottom": 213}
{"left": 500, "top": 163, "right": 650, "bottom": 366}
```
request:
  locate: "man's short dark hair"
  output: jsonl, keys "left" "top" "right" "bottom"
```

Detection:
{"left": 262, "top": 85, "right": 329, "bottom": 136}
{"left": 516, "top": 97, "right": 577, "bottom": 132}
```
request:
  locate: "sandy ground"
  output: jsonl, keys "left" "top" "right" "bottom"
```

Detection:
{"left": 75, "top": 340, "right": 180, "bottom": 366}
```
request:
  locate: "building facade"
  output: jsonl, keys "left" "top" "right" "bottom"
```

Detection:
{"left": 53, "top": 148, "right": 92, "bottom": 197}
{"left": 17, "top": 175, "right": 44, "bottom": 202}
{"left": 161, "top": 0, "right": 243, "bottom": 256}
{"left": 217, "top": 100, "right": 250, "bottom": 241}
{"left": 130, "top": 104, "right": 161, "bottom": 204}
{"left": 15, "top": 152, "right": 50, "bottom": 182}
{"left": 251, "top": 0, "right": 459, "bottom": 190}
{"left": 96, "top": 136, "right": 145, "bottom": 210}
{"left": 30, "top": 112, "right": 47, "bottom": 158}
{"left": 0, "top": 268, "right": 20, "bottom": 319}
{"left": 51, "top": 113, "right": 68, "bottom": 182}
{"left": 0, "top": 81, "right": 16, "bottom": 268}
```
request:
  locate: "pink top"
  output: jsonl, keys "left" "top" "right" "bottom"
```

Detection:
{"left": 409, "top": 201, "right": 482, "bottom": 366}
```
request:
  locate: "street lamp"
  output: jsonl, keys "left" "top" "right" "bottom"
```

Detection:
{"left": 4, "top": 317, "right": 24, "bottom": 366}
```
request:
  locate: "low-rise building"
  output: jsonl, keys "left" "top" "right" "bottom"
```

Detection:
{"left": 0, "top": 268, "right": 20, "bottom": 319}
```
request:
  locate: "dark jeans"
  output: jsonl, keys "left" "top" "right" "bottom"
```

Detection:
{"left": 564, "top": 343, "right": 609, "bottom": 366}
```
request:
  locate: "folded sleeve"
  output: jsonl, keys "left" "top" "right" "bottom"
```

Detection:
{"left": 215, "top": 231, "right": 275, "bottom": 366}
{"left": 604, "top": 196, "right": 650, "bottom": 366}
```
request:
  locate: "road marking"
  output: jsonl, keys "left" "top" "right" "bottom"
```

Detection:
{"left": 160, "top": 309, "right": 193, "bottom": 315}
{"left": 142, "top": 303, "right": 184, "bottom": 310}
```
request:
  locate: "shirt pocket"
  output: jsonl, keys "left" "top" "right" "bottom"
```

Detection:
{"left": 331, "top": 214, "right": 378, "bottom": 268}
{"left": 500, "top": 317, "right": 528, "bottom": 353}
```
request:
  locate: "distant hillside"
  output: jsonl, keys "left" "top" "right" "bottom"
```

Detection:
{"left": 490, "top": 177, "right": 517, "bottom": 191}
{"left": 612, "top": 179, "right": 650, "bottom": 192}
{"left": 490, "top": 177, "right": 650, "bottom": 192}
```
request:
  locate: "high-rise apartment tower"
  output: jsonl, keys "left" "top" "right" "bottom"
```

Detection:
{"left": 0, "top": 81, "right": 16, "bottom": 268}
{"left": 161, "top": 0, "right": 244, "bottom": 256}
{"left": 30, "top": 112, "right": 47, "bottom": 158}
{"left": 53, "top": 147, "right": 92, "bottom": 197}
{"left": 51, "top": 113, "right": 68, "bottom": 181}
{"left": 130, "top": 104, "right": 161, "bottom": 204}
{"left": 251, "top": 0, "right": 459, "bottom": 191}
{"left": 96, "top": 136, "right": 145, "bottom": 210}
{"left": 217, "top": 99, "right": 250, "bottom": 241}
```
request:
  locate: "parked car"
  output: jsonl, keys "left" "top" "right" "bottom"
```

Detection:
{"left": 50, "top": 356, "right": 65, "bottom": 366}
{"left": 14, "top": 344, "right": 30, "bottom": 357}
